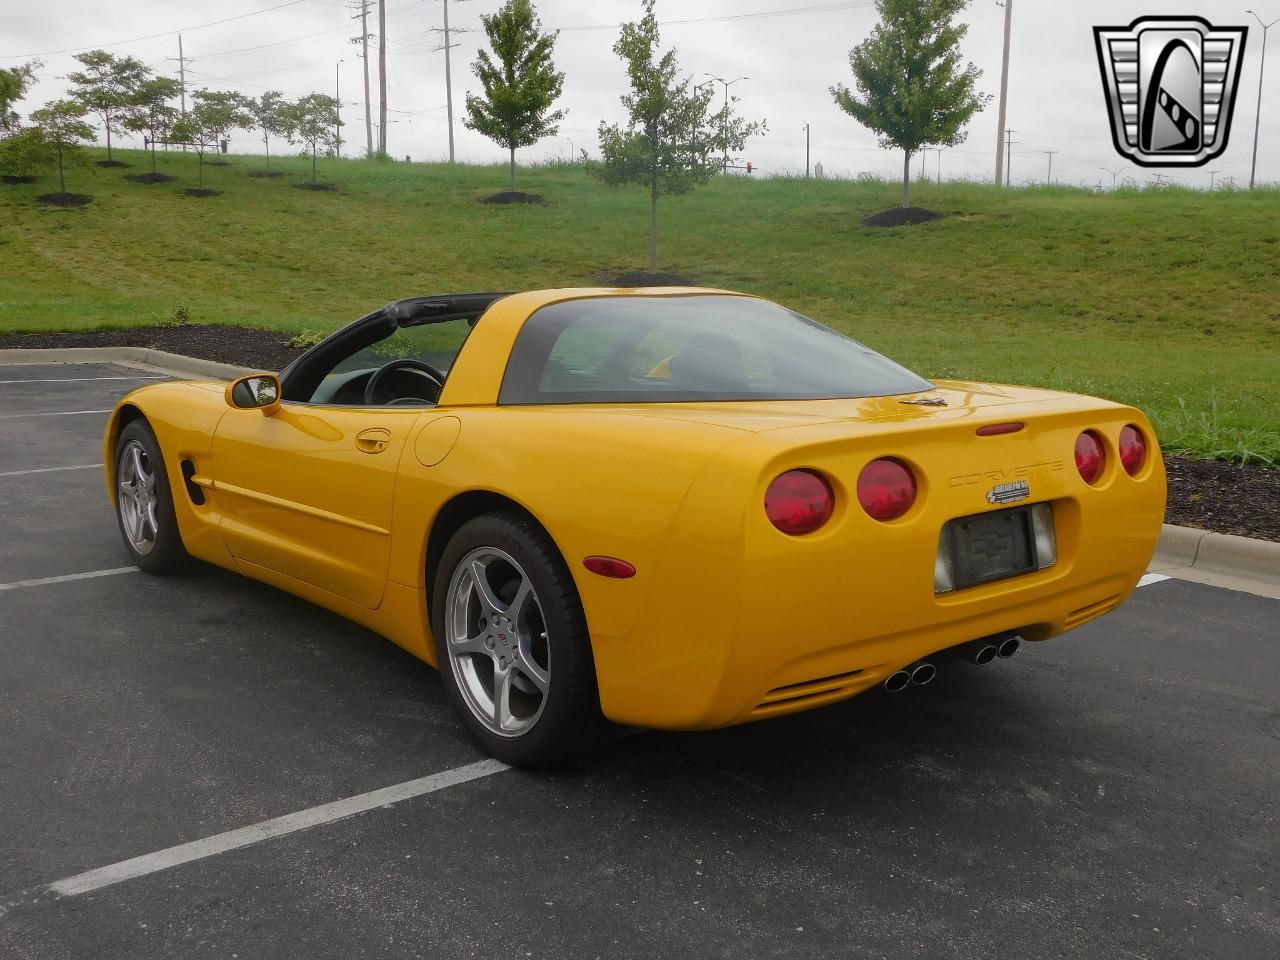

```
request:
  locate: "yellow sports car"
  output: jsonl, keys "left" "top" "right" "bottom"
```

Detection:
{"left": 105, "top": 288, "right": 1166, "bottom": 765}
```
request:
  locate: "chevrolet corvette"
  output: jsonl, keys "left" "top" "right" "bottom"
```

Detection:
{"left": 105, "top": 288, "right": 1166, "bottom": 765}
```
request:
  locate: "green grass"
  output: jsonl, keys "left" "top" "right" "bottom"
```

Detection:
{"left": 1, "top": 147, "right": 1277, "bottom": 464}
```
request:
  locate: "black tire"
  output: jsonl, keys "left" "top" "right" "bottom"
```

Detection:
{"left": 113, "top": 418, "right": 191, "bottom": 574}
{"left": 431, "top": 510, "right": 613, "bottom": 766}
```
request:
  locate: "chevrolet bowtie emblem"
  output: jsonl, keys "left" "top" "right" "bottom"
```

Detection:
{"left": 1094, "top": 16, "right": 1248, "bottom": 167}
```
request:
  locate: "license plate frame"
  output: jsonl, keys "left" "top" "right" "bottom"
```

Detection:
{"left": 947, "top": 506, "right": 1039, "bottom": 590}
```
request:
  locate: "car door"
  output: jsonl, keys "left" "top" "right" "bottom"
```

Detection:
{"left": 210, "top": 402, "right": 425, "bottom": 609}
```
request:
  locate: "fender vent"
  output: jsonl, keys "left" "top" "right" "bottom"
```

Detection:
{"left": 180, "top": 459, "right": 206, "bottom": 505}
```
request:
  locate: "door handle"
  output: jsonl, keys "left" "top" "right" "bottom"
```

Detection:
{"left": 354, "top": 428, "right": 392, "bottom": 454}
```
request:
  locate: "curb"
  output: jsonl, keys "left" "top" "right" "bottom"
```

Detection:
{"left": 0, "top": 346, "right": 254, "bottom": 381}
{"left": 1152, "top": 523, "right": 1280, "bottom": 597}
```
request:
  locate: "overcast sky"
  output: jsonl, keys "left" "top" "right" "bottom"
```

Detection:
{"left": 3, "top": 0, "right": 1277, "bottom": 187}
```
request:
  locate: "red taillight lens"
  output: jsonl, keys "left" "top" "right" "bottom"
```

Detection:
{"left": 857, "top": 458, "right": 917, "bottom": 521}
{"left": 765, "top": 469, "right": 834, "bottom": 535}
{"left": 1119, "top": 425, "right": 1146, "bottom": 476}
{"left": 1075, "top": 431, "right": 1107, "bottom": 484}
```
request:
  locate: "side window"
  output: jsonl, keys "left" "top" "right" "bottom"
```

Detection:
{"left": 331, "top": 318, "right": 476, "bottom": 376}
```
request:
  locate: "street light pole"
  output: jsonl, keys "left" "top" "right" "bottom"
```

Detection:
{"left": 1101, "top": 167, "right": 1122, "bottom": 189}
{"left": 703, "top": 74, "right": 748, "bottom": 171}
{"left": 1247, "top": 11, "right": 1280, "bottom": 189}
{"left": 804, "top": 123, "right": 810, "bottom": 178}
{"left": 335, "top": 60, "right": 342, "bottom": 159}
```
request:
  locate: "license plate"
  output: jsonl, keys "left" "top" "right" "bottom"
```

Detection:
{"left": 947, "top": 506, "right": 1038, "bottom": 590}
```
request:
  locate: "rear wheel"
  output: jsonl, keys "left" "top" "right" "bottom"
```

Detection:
{"left": 432, "top": 511, "right": 611, "bottom": 766}
{"left": 114, "top": 419, "right": 189, "bottom": 574}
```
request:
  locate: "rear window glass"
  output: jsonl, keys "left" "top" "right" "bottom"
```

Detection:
{"left": 499, "top": 295, "right": 932, "bottom": 404}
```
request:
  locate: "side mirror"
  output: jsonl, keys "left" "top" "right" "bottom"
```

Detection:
{"left": 225, "top": 373, "right": 282, "bottom": 415}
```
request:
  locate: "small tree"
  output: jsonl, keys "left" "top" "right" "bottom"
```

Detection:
{"left": 173, "top": 90, "right": 251, "bottom": 186}
{"left": 597, "top": 0, "right": 761, "bottom": 270}
{"left": 248, "top": 90, "right": 294, "bottom": 170}
{"left": 1, "top": 61, "right": 40, "bottom": 134}
{"left": 29, "top": 100, "right": 95, "bottom": 193}
{"left": 123, "top": 76, "right": 181, "bottom": 175}
{"left": 0, "top": 127, "right": 58, "bottom": 179}
{"left": 831, "top": 0, "right": 988, "bottom": 208}
{"left": 464, "top": 0, "right": 565, "bottom": 190}
{"left": 285, "top": 93, "right": 341, "bottom": 182}
{"left": 67, "top": 50, "right": 150, "bottom": 162}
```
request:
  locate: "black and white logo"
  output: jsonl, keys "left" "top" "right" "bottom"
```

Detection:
{"left": 1094, "top": 16, "right": 1248, "bottom": 167}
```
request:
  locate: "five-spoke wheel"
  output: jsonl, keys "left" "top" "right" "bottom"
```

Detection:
{"left": 113, "top": 419, "right": 189, "bottom": 573}
{"left": 117, "top": 438, "right": 159, "bottom": 555}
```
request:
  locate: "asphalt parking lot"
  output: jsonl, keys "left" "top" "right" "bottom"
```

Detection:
{"left": 0, "top": 361, "right": 1277, "bottom": 960}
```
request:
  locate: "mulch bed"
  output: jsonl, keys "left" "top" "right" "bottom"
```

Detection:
{"left": 863, "top": 207, "right": 946, "bottom": 228}
{"left": 294, "top": 182, "right": 337, "bottom": 191}
{"left": 36, "top": 193, "right": 92, "bottom": 207}
{"left": 126, "top": 172, "right": 175, "bottom": 184}
{"left": 1165, "top": 457, "right": 1279, "bottom": 543}
{"left": 481, "top": 191, "right": 546, "bottom": 205}
{"left": 183, "top": 188, "right": 222, "bottom": 198}
{"left": 597, "top": 270, "right": 697, "bottom": 287}
{"left": 248, "top": 170, "right": 286, "bottom": 178}
{"left": 207, "top": 161, "right": 234, "bottom": 167}
{"left": 2, "top": 175, "right": 38, "bottom": 185}
{"left": 0, "top": 326, "right": 306, "bottom": 372}
{"left": 95, "top": 159, "right": 130, "bottom": 168}
{"left": 0, "top": 324, "right": 1275, "bottom": 542}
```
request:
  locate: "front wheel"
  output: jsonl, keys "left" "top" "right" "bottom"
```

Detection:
{"left": 114, "top": 419, "right": 190, "bottom": 574}
{"left": 432, "top": 511, "right": 612, "bottom": 766}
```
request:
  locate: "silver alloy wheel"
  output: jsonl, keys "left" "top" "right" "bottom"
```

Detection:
{"left": 117, "top": 439, "right": 159, "bottom": 556}
{"left": 445, "top": 546, "right": 551, "bottom": 737}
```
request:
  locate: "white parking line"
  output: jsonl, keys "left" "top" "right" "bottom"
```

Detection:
{"left": 0, "top": 567, "right": 137, "bottom": 592}
{"left": 45, "top": 759, "right": 510, "bottom": 898}
{"left": 0, "top": 409, "right": 112, "bottom": 419}
{"left": 0, "top": 463, "right": 103, "bottom": 478}
{"left": 1138, "top": 573, "right": 1171, "bottom": 588}
{"left": 0, "top": 376, "right": 163, "bottom": 384}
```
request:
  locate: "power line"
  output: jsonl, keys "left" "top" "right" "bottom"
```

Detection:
{"left": 1, "top": 0, "right": 312, "bottom": 60}
{"left": 554, "top": 1, "right": 876, "bottom": 33}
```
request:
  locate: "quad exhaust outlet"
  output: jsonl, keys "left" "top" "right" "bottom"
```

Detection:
{"left": 952, "top": 633, "right": 1023, "bottom": 664}
{"left": 883, "top": 660, "right": 936, "bottom": 692}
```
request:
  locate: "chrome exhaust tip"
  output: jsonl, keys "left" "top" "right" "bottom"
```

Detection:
{"left": 883, "top": 670, "right": 912, "bottom": 693}
{"left": 997, "top": 636, "right": 1021, "bottom": 659}
{"left": 910, "top": 662, "right": 936, "bottom": 686}
{"left": 954, "top": 639, "right": 999, "bottom": 665}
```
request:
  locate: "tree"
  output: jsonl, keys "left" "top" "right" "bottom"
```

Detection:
{"left": 0, "top": 127, "right": 58, "bottom": 179}
{"left": 172, "top": 90, "right": 251, "bottom": 186}
{"left": 464, "top": 0, "right": 565, "bottom": 190}
{"left": 28, "top": 100, "right": 94, "bottom": 193}
{"left": 1, "top": 61, "right": 40, "bottom": 134}
{"left": 247, "top": 90, "right": 294, "bottom": 170}
{"left": 597, "top": 0, "right": 761, "bottom": 271}
{"left": 123, "top": 76, "right": 181, "bottom": 175}
{"left": 67, "top": 50, "right": 150, "bottom": 162}
{"left": 831, "top": 0, "right": 988, "bottom": 208}
{"left": 285, "top": 93, "right": 341, "bottom": 182}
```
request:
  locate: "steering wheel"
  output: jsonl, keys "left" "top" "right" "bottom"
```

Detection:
{"left": 363, "top": 358, "right": 446, "bottom": 406}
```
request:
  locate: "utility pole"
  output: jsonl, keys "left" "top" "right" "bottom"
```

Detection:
{"left": 1044, "top": 149, "right": 1058, "bottom": 184}
{"left": 353, "top": 0, "right": 374, "bottom": 158}
{"left": 1101, "top": 167, "right": 1122, "bottom": 189}
{"left": 335, "top": 60, "right": 343, "bottom": 158}
{"left": 993, "top": 0, "right": 1014, "bottom": 185}
{"left": 1209, "top": 169, "right": 1220, "bottom": 189}
{"left": 167, "top": 35, "right": 189, "bottom": 151}
{"left": 1004, "top": 129, "right": 1019, "bottom": 186}
{"left": 804, "top": 123, "right": 810, "bottom": 178}
{"left": 703, "top": 74, "right": 748, "bottom": 171}
{"left": 378, "top": 0, "right": 387, "bottom": 154}
{"left": 1247, "top": 11, "right": 1279, "bottom": 189}
{"left": 431, "top": 0, "right": 470, "bottom": 163}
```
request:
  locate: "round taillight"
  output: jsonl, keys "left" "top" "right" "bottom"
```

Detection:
{"left": 1075, "top": 431, "right": 1107, "bottom": 485}
{"left": 765, "top": 469, "right": 834, "bottom": 535}
{"left": 856, "top": 458, "right": 917, "bottom": 521}
{"left": 1119, "top": 425, "right": 1146, "bottom": 476}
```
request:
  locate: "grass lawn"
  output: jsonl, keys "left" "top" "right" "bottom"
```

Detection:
{"left": 0, "top": 148, "right": 1277, "bottom": 464}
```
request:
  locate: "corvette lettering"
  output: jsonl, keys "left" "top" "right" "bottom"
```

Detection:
{"left": 947, "top": 460, "right": 1065, "bottom": 487}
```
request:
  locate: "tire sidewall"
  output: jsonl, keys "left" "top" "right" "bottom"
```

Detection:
{"left": 431, "top": 512, "right": 598, "bottom": 766}
{"left": 115, "top": 419, "right": 187, "bottom": 573}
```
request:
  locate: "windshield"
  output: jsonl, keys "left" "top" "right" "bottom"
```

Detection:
{"left": 499, "top": 295, "right": 933, "bottom": 405}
